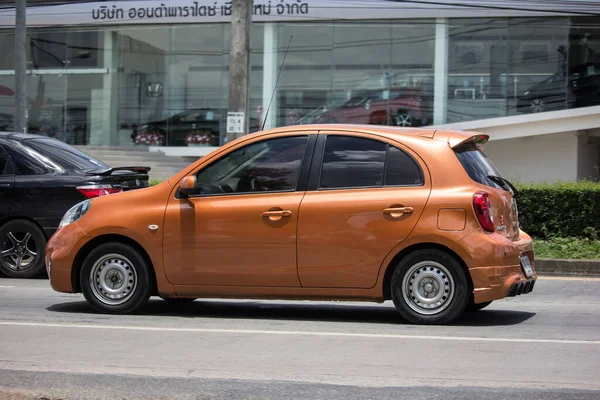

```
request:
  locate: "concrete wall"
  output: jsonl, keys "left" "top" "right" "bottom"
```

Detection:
{"left": 577, "top": 129, "right": 600, "bottom": 181}
{"left": 483, "top": 131, "right": 578, "bottom": 183}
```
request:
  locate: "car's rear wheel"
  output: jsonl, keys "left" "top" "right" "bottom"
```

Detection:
{"left": 394, "top": 110, "right": 413, "bottom": 127}
{"left": 80, "top": 242, "right": 152, "bottom": 314}
{"left": 0, "top": 220, "right": 47, "bottom": 278}
{"left": 390, "top": 249, "right": 470, "bottom": 325}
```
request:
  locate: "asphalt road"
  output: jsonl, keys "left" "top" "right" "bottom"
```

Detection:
{"left": 0, "top": 276, "right": 599, "bottom": 400}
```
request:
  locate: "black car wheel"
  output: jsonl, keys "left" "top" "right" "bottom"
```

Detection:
{"left": 529, "top": 98, "right": 545, "bottom": 113}
{"left": 0, "top": 220, "right": 47, "bottom": 278}
{"left": 80, "top": 242, "right": 152, "bottom": 314}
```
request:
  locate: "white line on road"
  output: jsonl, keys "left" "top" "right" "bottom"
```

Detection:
{"left": 0, "top": 321, "right": 598, "bottom": 345}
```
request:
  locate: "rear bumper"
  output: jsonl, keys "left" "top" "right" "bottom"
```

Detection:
{"left": 461, "top": 229, "right": 537, "bottom": 304}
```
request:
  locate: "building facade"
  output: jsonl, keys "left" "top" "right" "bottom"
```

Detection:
{"left": 0, "top": 1, "right": 599, "bottom": 182}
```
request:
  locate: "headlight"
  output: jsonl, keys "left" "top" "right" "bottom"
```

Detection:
{"left": 59, "top": 199, "right": 92, "bottom": 230}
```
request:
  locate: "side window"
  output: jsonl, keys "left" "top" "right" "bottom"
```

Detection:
{"left": 3, "top": 144, "right": 45, "bottom": 175}
{"left": 319, "top": 135, "right": 424, "bottom": 190}
{"left": 320, "top": 136, "right": 386, "bottom": 189}
{"left": 0, "top": 145, "right": 14, "bottom": 175}
{"left": 195, "top": 136, "right": 309, "bottom": 195}
{"left": 385, "top": 146, "right": 424, "bottom": 186}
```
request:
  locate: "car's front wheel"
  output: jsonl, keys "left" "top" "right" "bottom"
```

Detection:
{"left": 390, "top": 249, "right": 470, "bottom": 325}
{"left": 80, "top": 242, "right": 152, "bottom": 314}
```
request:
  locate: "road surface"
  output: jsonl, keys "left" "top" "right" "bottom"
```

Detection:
{"left": 0, "top": 276, "right": 599, "bottom": 399}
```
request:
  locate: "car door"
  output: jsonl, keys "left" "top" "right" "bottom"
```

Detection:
{"left": 297, "top": 132, "right": 431, "bottom": 289}
{"left": 162, "top": 133, "right": 317, "bottom": 287}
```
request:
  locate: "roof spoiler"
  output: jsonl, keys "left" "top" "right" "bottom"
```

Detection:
{"left": 85, "top": 166, "right": 151, "bottom": 176}
{"left": 450, "top": 133, "right": 490, "bottom": 149}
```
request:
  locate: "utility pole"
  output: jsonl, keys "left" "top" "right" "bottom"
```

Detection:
{"left": 14, "top": 0, "right": 27, "bottom": 133}
{"left": 226, "top": 0, "right": 252, "bottom": 143}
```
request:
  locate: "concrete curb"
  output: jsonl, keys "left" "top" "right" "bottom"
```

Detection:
{"left": 536, "top": 259, "right": 600, "bottom": 276}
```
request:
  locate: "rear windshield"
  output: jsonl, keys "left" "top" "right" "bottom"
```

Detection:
{"left": 454, "top": 144, "right": 504, "bottom": 190}
{"left": 22, "top": 138, "right": 109, "bottom": 171}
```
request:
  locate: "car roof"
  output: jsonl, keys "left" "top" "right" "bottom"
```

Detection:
{"left": 260, "top": 124, "right": 482, "bottom": 148}
{"left": 0, "top": 131, "right": 51, "bottom": 141}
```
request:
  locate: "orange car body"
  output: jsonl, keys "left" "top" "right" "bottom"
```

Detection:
{"left": 46, "top": 125, "right": 536, "bottom": 311}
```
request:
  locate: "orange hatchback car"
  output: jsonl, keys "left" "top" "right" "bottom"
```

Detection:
{"left": 46, "top": 124, "right": 536, "bottom": 325}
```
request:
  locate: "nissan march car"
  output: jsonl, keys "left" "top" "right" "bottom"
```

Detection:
{"left": 45, "top": 124, "right": 536, "bottom": 325}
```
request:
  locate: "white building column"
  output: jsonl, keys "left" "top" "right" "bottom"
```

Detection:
{"left": 433, "top": 18, "right": 449, "bottom": 125}
{"left": 90, "top": 29, "right": 118, "bottom": 145}
{"left": 261, "top": 23, "right": 278, "bottom": 130}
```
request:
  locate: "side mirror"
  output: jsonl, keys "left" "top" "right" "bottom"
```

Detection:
{"left": 179, "top": 176, "right": 197, "bottom": 198}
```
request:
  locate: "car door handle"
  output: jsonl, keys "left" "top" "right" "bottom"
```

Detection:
{"left": 262, "top": 210, "right": 292, "bottom": 221}
{"left": 383, "top": 207, "right": 414, "bottom": 218}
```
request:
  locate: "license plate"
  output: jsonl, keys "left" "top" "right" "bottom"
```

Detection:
{"left": 520, "top": 254, "right": 534, "bottom": 278}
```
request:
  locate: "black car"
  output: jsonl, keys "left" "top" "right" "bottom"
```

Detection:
{"left": 516, "top": 63, "right": 600, "bottom": 113}
{"left": 0, "top": 132, "right": 150, "bottom": 278}
{"left": 134, "top": 108, "right": 260, "bottom": 146}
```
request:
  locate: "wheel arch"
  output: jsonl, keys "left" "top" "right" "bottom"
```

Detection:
{"left": 71, "top": 234, "right": 158, "bottom": 295}
{"left": 381, "top": 242, "right": 473, "bottom": 301}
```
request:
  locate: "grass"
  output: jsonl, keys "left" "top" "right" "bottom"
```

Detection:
{"left": 534, "top": 237, "right": 600, "bottom": 260}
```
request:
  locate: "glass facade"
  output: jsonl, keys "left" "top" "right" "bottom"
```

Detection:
{"left": 0, "top": 16, "right": 598, "bottom": 146}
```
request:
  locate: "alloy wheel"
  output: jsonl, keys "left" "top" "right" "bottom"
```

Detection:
{"left": 395, "top": 113, "right": 413, "bottom": 127}
{"left": 530, "top": 98, "right": 545, "bottom": 113}
{"left": 0, "top": 231, "right": 38, "bottom": 272}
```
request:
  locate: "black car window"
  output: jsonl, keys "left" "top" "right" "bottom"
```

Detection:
{"left": 320, "top": 136, "right": 386, "bottom": 189}
{"left": 454, "top": 143, "right": 504, "bottom": 191}
{"left": 319, "top": 136, "right": 424, "bottom": 190}
{"left": 3, "top": 143, "right": 46, "bottom": 175}
{"left": 385, "top": 146, "right": 424, "bottom": 186}
{"left": 0, "top": 145, "right": 14, "bottom": 175}
{"left": 22, "top": 138, "right": 108, "bottom": 171}
{"left": 195, "top": 136, "right": 308, "bottom": 195}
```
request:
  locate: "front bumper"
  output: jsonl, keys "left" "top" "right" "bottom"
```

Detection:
{"left": 45, "top": 222, "right": 89, "bottom": 293}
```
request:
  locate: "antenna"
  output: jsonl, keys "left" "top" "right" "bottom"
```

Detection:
{"left": 261, "top": 35, "right": 292, "bottom": 131}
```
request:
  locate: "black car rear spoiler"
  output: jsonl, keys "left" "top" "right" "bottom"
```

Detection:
{"left": 85, "top": 166, "right": 151, "bottom": 176}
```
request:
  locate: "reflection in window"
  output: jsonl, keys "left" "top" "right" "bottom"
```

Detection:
{"left": 320, "top": 136, "right": 386, "bottom": 189}
{"left": 385, "top": 146, "right": 424, "bottom": 186}
{"left": 196, "top": 136, "right": 308, "bottom": 195}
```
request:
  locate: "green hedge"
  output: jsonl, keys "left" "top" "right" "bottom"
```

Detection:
{"left": 515, "top": 181, "right": 600, "bottom": 240}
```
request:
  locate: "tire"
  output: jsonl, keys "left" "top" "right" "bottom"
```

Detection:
{"left": 465, "top": 300, "right": 493, "bottom": 312}
{"left": 390, "top": 249, "right": 470, "bottom": 325}
{"left": 529, "top": 98, "right": 545, "bottom": 113}
{"left": 80, "top": 242, "right": 152, "bottom": 314}
{"left": 0, "top": 219, "right": 47, "bottom": 278}
{"left": 394, "top": 110, "right": 414, "bottom": 127}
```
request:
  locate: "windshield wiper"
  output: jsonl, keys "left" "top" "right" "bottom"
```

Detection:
{"left": 488, "top": 175, "right": 519, "bottom": 196}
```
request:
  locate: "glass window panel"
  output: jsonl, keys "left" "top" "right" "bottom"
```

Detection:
{"left": 320, "top": 136, "right": 386, "bottom": 189}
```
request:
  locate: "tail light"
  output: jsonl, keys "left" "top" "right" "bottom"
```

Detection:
{"left": 76, "top": 184, "right": 122, "bottom": 199}
{"left": 473, "top": 192, "right": 495, "bottom": 232}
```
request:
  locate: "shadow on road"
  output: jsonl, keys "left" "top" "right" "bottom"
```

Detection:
{"left": 47, "top": 299, "right": 536, "bottom": 327}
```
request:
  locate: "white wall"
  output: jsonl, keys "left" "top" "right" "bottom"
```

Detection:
{"left": 483, "top": 131, "right": 578, "bottom": 183}
{"left": 577, "top": 129, "right": 600, "bottom": 181}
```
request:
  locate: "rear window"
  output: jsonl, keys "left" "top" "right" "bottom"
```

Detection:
{"left": 454, "top": 144, "right": 504, "bottom": 190}
{"left": 22, "top": 138, "right": 109, "bottom": 171}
